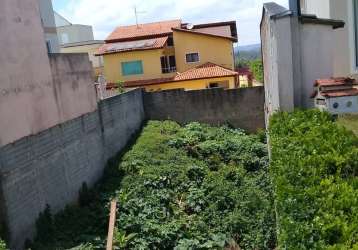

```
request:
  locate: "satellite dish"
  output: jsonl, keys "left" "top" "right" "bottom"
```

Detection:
{"left": 186, "top": 23, "right": 194, "bottom": 30}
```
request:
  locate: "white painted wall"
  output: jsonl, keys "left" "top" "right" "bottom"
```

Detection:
{"left": 57, "top": 25, "right": 94, "bottom": 45}
{"left": 300, "top": 24, "right": 336, "bottom": 107}
{"left": 300, "top": 0, "right": 330, "bottom": 18}
{"left": 302, "top": 0, "right": 357, "bottom": 77}
{"left": 327, "top": 96, "right": 358, "bottom": 114}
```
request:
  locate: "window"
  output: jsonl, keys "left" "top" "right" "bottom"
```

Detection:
{"left": 121, "top": 61, "right": 143, "bottom": 76}
{"left": 186, "top": 53, "right": 200, "bottom": 63}
{"left": 209, "top": 83, "right": 219, "bottom": 88}
{"left": 160, "top": 56, "right": 176, "bottom": 73}
{"left": 167, "top": 37, "right": 174, "bottom": 47}
{"left": 354, "top": 0, "right": 358, "bottom": 67}
{"left": 61, "top": 33, "right": 69, "bottom": 44}
{"left": 316, "top": 98, "right": 326, "bottom": 105}
{"left": 208, "top": 81, "right": 230, "bottom": 89}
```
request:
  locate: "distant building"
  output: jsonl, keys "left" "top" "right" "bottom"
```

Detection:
{"left": 38, "top": 0, "right": 60, "bottom": 53}
{"left": 97, "top": 19, "right": 239, "bottom": 91}
{"left": 55, "top": 12, "right": 94, "bottom": 45}
{"left": 55, "top": 12, "right": 104, "bottom": 77}
{"left": 311, "top": 78, "right": 358, "bottom": 114}
{"left": 61, "top": 40, "right": 105, "bottom": 78}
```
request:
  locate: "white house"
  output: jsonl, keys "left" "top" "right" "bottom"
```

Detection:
{"left": 301, "top": 0, "right": 357, "bottom": 79}
{"left": 54, "top": 12, "right": 94, "bottom": 45}
{"left": 312, "top": 78, "right": 358, "bottom": 114}
{"left": 38, "top": 0, "right": 60, "bottom": 53}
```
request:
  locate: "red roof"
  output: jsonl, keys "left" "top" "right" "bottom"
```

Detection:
{"left": 97, "top": 37, "right": 168, "bottom": 55}
{"left": 321, "top": 88, "right": 358, "bottom": 98}
{"left": 123, "top": 62, "right": 238, "bottom": 88}
{"left": 315, "top": 77, "right": 355, "bottom": 87}
{"left": 106, "top": 20, "right": 181, "bottom": 42}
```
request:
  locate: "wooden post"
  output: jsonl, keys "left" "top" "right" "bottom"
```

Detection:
{"left": 106, "top": 200, "right": 117, "bottom": 250}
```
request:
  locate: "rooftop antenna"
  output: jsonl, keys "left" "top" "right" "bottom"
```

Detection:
{"left": 134, "top": 5, "right": 146, "bottom": 28}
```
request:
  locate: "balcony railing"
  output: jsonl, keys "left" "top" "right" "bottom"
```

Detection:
{"left": 162, "top": 67, "right": 177, "bottom": 74}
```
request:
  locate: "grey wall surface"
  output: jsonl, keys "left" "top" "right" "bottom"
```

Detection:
{"left": 0, "top": 89, "right": 145, "bottom": 249}
{"left": 143, "top": 87, "right": 265, "bottom": 133}
{"left": 0, "top": 87, "right": 262, "bottom": 249}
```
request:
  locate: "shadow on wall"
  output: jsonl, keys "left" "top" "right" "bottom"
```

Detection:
{"left": 0, "top": 87, "right": 264, "bottom": 249}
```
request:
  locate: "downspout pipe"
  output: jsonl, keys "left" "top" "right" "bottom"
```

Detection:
{"left": 289, "top": 0, "right": 301, "bottom": 16}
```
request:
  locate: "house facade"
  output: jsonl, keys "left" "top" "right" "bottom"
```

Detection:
{"left": 55, "top": 12, "right": 94, "bottom": 45}
{"left": 312, "top": 78, "right": 358, "bottom": 114}
{"left": 301, "top": 0, "right": 358, "bottom": 78}
{"left": 55, "top": 12, "right": 104, "bottom": 78}
{"left": 38, "top": 0, "right": 60, "bottom": 53}
{"left": 97, "top": 20, "right": 238, "bottom": 91}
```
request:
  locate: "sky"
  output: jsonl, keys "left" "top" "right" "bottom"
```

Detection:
{"left": 52, "top": 0, "right": 288, "bottom": 46}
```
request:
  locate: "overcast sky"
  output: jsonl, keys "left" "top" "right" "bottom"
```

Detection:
{"left": 52, "top": 0, "right": 288, "bottom": 46}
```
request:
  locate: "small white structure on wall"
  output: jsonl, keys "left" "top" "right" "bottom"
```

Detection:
{"left": 311, "top": 78, "right": 358, "bottom": 114}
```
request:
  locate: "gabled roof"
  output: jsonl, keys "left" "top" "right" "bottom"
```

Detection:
{"left": 105, "top": 20, "right": 181, "bottom": 43}
{"left": 321, "top": 89, "right": 358, "bottom": 98}
{"left": 172, "top": 28, "right": 237, "bottom": 42}
{"left": 315, "top": 77, "right": 355, "bottom": 87}
{"left": 123, "top": 62, "right": 238, "bottom": 88}
{"left": 174, "top": 62, "right": 238, "bottom": 81}
{"left": 97, "top": 37, "right": 168, "bottom": 55}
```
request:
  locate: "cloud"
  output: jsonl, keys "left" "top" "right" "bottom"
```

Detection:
{"left": 54, "top": 0, "right": 288, "bottom": 45}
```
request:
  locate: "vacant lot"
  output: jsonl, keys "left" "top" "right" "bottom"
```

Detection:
{"left": 338, "top": 114, "right": 358, "bottom": 136}
{"left": 30, "top": 121, "right": 275, "bottom": 250}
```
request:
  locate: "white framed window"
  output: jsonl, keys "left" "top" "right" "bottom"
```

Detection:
{"left": 185, "top": 53, "right": 200, "bottom": 63}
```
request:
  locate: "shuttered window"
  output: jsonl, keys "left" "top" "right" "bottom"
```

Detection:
{"left": 121, "top": 61, "right": 143, "bottom": 76}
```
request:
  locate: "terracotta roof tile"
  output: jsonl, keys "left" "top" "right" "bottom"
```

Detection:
{"left": 321, "top": 88, "right": 358, "bottom": 98}
{"left": 106, "top": 20, "right": 181, "bottom": 42}
{"left": 173, "top": 62, "right": 238, "bottom": 81}
{"left": 97, "top": 37, "right": 168, "bottom": 55}
{"left": 315, "top": 77, "right": 355, "bottom": 87}
{"left": 123, "top": 62, "right": 238, "bottom": 88}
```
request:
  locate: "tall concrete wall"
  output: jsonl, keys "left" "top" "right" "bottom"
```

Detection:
{"left": 143, "top": 87, "right": 265, "bottom": 133}
{"left": 0, "top": 87, "right": 263, "bottom": 249}
{"left": 0, "top": 0, "right": 96, "bottom": 147}
{"left": 0, "top": 89, "right": 145, "bottom": 249}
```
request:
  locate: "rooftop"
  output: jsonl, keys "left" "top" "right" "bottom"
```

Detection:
{"left": 105, "top": 19, "right": 181, "bottom": 43}
{"left": 123, "top": 62, "right": 238, "bottom": 88}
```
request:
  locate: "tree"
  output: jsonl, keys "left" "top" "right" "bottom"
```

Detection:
{"left": 250, "top": 60, "right": 264, "bottom": 83}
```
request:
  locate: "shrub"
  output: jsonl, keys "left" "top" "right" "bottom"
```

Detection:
{"left": 0, "top": 239, "right": 6, "bottom": 250}
{"left": 269, "top": 110, "right": 358, "bottom": 249}
{"left": 31, "top": 121, "right": 275, "bottom": 249}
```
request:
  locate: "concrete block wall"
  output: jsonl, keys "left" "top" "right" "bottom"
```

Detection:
{"left": 0, "top": 87, "right": 263, "bottom": 249}
{"left": 0, "top": 89, "right": 145, "bottom": 249}
{"left": 143, "top": 87, "right": 265, "bottom": 132}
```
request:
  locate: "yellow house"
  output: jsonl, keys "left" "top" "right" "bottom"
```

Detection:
{"left": 97, "top": 19, "right": 239, "bottom": 91}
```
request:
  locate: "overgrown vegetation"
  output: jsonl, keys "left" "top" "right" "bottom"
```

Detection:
{"left": 249, "top": 60, "right": 263, "bottom": 83}
{"left": 269, "top": 110, "right": 358, "bottom": 249}
{"left": 338, "top": 114, "right": 358, "bottom": 136}
{"left": 0, "top": 239, "right": 6, "bottom": 250}
{"left": 30, "top": 121, "right": 275, "bottom": 249}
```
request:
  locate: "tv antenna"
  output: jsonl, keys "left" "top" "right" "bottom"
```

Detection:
{"left": 134, "top": 5, "right": 146, "bottom": 28}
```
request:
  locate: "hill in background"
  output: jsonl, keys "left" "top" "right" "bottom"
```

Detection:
{"left": 235, "top": 43, "right": 262, "bottom": 61}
